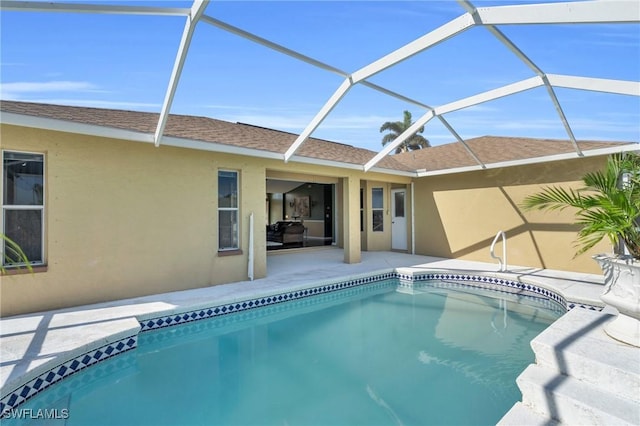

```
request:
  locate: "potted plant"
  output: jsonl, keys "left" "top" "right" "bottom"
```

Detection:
{"left": 522, "top": 152, "right": 640, "bottom": 347}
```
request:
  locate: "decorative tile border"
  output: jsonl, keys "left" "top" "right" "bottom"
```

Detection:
{"left": 140, "top": 270, "right": 598, "bottom": 340}
{"left": 140, "top": 279, "right": 395, "bottom": 347}
{"left": 398, "top": 272, "right": 569, "bottom": 309}
{"left": 140, "top": 272, "right": 397, "bottom": 332}
{"left": 568, "top": 302, "right": 602, "bottom": 311}
{"left": 0, "top": 268, "right": 602, "bottom": 417}
{"left": 398, "top": 271, "right": 603, "bottom": 313}
{"left": 3, "top": 352, "right": 138, "bottom": 419}
{"left": 0, "top": 335, "right": 137, "bottom": 418}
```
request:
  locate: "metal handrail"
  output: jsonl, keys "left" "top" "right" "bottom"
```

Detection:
{"left": 490, "top": 230, "right": 507, "bottom": 272}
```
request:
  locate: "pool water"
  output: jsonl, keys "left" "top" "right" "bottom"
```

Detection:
{"left": 7, "top": 280, "right": 563, "bottom": 426}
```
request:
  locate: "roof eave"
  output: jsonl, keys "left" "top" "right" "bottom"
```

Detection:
{"left": 0, "top": 111, "right": 417, "bottom": 176}
{"left": 415, "top": 143, "right": 639, "bottom": 177}
{"left": 288, "top": 155, "right": 415, "bottom": 176}
{"left": 0, "top": 110, "right": 155, "bottom": 144}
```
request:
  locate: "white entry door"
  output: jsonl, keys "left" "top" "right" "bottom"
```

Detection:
{"left": 391, "top": 189, "right": 407, "bottom": 250}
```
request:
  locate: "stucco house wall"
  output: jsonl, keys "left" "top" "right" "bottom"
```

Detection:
{"left": 359, "top": 180, "right": 392, "bottom": 251}
{"left": 1, "top": 124, "right": 411, "bottom": 316}
{"left": 1, "top": 113, "right": 630, "bottom": 316}
{"left": 1, "top": 124, "right": 271, "bottom": 315}
{"left": 412, "top": 156, "right": 611, "bottom": 274}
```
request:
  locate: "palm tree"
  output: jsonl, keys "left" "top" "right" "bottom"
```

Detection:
{"left": 380, "top": 110, "right": 430, "bottom": 154}
{"left": 521, "top": 152, "right": 640, "bottom": 259}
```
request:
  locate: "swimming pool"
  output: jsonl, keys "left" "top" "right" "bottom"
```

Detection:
{"left": 2, "top": 276, "right": 564, "bottom": 425}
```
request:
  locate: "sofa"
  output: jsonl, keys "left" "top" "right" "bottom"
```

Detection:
{"left": 267, "top": 221, "right": 306, "bottom": 245}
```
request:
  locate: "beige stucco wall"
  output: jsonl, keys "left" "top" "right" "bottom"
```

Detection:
{"left": 1, "top": 124, "right": 412, "bottom": 316}
{"left": 360, "top": 180, "right": 392, "bottom": 251}
{"left": 413, "top": 156, "right": 611, "bottom": 274}
{"left": 1, "top": 125, "right": 272, "bottom": 316}
{"left": 4, "top": 121, "right": 606, "bottom": 314}
{"left": 358, "top": 181, "right": 413, "bottom": 252}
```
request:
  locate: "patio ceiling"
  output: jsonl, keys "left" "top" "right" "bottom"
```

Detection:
{"left": 1, "top": 0, "right": 639, "bottom": 173}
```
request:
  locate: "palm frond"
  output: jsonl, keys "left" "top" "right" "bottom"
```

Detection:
{"left": 521, "top": 186, "right": 586, "bottom": 211}
{"left": 380, "top": 110, "right": 430, "bottom": 153}
{"left": 379, "top": 121, "right": 402, "bottom": 134}
{"left": 381, "top": 133, "right": 397, "bottom": 146}
{"left": 520, "top": 152, "right": 640, "bottom": 259}
{"left": 407, "top": 134, "right": 430, "bottom": 149}
{"left": 1, "top": 233, "right": 33, "bottom": 274}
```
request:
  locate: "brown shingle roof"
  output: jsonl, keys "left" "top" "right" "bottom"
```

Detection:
{"left": 0, "top": 100, "right": 411, "bottom": 172}
{"left": 393, "top": 136, "right": 636, "bottom": 172}
{"left": 2, "top": 101, "right": 635, "bottom": 174}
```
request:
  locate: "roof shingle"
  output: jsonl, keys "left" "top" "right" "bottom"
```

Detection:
{"left": 1, "top": 100, "right": 635, "bottom": 174}
{"left": 393, "top": 136, "right": 635, "bottom": 172}
{"left": 0, "top": 100, "right": 412, "bottom": 172}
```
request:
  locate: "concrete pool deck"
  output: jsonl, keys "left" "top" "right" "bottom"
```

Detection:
{"left": 1, "top": 248, "right": 638, "bottom": 424}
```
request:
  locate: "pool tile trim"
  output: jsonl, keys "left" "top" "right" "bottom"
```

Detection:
{"left": 139, "top": 271, "right": 397, "bottom": 332}
{"left": 139, "top": 279, "right": 395, "bottom": 347}
{"left": 0, "top": 336, "right": 137, "bottom": 418}
{"left": 0, "top": 269, "right": 602, "bottom": 417}
{"left": 398, "top": 272, "right": 568, "bottom": 307}
{"left": 398, "top": 271, "right": 603, "bottom": 312}
{"left": 0, "top": 272, "right": 397, "bottom": 417}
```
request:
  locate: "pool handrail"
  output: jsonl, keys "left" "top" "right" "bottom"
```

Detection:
{"left": 490, "top": 230, "right": 507, "bottom": 272}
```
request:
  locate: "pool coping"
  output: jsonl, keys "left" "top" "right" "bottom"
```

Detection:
{"left": 0, "top": 263, "right": 605, "bottom": 417}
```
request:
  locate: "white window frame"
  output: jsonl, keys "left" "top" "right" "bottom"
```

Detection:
{"left": 360, "top": 188, "right": 364, "bottom": 232}
{"left": 2, "top": 150, "right": 46, "bottom": 266}
{"left": 372, "top": 187, "right": 384, "bottom": 232}
{"left": 218, "top": 169, "right": 240, "bottom": 251}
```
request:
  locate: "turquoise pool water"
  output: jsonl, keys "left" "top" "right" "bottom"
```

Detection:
{"left": 5, "top": 279, "right": 563, "bottom": 425}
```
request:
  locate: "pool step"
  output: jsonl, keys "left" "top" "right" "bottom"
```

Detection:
{"left": 530, "top": 307, "right": 640, "bottom": 402}
{"left": 516, "top": 364, "right": 639, "bottom": 425}
{"left": 497, "top": 402, "right": 559, "bottom": 426}
{"left": 499, "top": 308, "right": 640, "bottom": 426}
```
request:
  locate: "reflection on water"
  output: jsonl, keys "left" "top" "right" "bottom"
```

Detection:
{"left": 6, "top": 280, "right": 562, "bottom": 426}
{"left": 435, "top": 289, "right": 557, "bottom": 355}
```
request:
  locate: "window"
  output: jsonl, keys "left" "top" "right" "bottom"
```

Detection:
{"left": 2, "top": 151, "right": 45, "bottom": 266}
{"left": 218, "top": 170, "right": 239, "bottom": 251}
{"left": 394, "top": 190, "right": 405, "bottom": 218}
{"left": 372, "top": 187, "right": 383, "bottom": 232}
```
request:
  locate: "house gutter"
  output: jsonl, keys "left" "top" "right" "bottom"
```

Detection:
{"left": 0, "top": 112, "right": 417, "bottom": 177}
{"left": 415, "top": 143, "right": 639, "bottom": 177}
{"left": 2, "top": 111, "right": 636, "bottom": 179}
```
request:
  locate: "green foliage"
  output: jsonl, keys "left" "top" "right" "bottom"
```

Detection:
{"left": 521, "top": 152, "right": 640, "bottom": 259}
{"left": 1, "top": 233, "right": 33, "bottom": 274}
{"left": 380, "top": 110, "right": 430, "bottom": 154}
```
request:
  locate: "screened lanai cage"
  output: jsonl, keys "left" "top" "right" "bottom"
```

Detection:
{"left": 1, "top": 0, "right": 638, "bottom": 171}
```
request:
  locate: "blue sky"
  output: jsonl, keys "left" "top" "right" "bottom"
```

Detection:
{"left": 1, "top": 0, "right": 639, "bottom": 152}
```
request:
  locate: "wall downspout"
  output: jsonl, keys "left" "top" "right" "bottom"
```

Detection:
{"left": 411, "top": 182, "right": 415, "bottom": 255}
{"left": 248, "top": 212, "right": 254, "bottom": 280}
